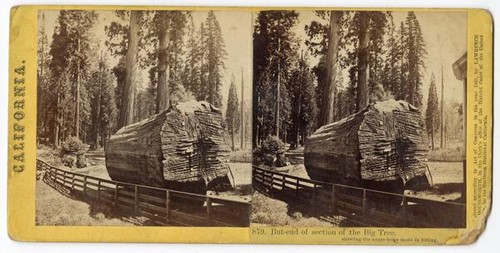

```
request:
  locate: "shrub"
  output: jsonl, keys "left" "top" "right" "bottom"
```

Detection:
{"left": 60, "top": 137, "right": 88, "bottom": 168}
{"left": 253, "top": 135, "right": 288, "bottom": 167}
{"left": 261, "top": 135, "right": 286, "bottom": 153}
{"left": 61, "top": 136, "right": 87, "bottom": 155}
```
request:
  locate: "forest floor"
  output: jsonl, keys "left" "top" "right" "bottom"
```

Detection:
{"left": 36, "top": 146, "right": 252, "bottom": 225}
{"left": 251, "top": 191, "right": 342, "bottom": 227}
{"left": 283, "top": 140, "right": 465, "bottom": 202}
{"left": 37, "top": 146, "right": 252, "bottom": 202}
{"left": 279, "top": 161, "right": 464, "bottom": 202}
{"left": 208, "top": 162, "right": 252, "bottom": 202}
{"left": 427, "top": 141, "right": 464, "bottom": 162}
{"left": 35, "top": 177, "right": 146, "bottom": 226}
{"left": 252, "top": 161, "right": 464, "bottom": 226}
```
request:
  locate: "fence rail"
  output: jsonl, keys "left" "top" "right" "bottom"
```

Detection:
{"left": 37, "top": 159, "right": 250, "bottom": 227}
{"left": 252, "top": 166, "right": 465, "bottom": 228}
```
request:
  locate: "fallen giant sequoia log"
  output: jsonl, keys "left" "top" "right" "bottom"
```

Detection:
{"left": 105, "top": 101, "right": 231, "bottom": 195}
{"left": 304, "top": 100, "right": 432, "bottom": 194}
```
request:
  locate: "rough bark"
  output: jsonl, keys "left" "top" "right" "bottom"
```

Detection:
{"left": 356, "top": 12, "right": 370, "bottom": 111}
{"left": 322, "top": 11, "right": 342, "bottom": 126}
{"left": 240, "top": 69, "right": 244, "bottom": 149}
{"left": 75, "top": 26, "right": 81, "bottom": 139}
{"left": 431, "top": 119, "right": 435, "bottom": 150}
{"left": 157, "top": 11, "right": 171, "bottom": 113}
{"left": 118, "top": 11, "right": 140, "bottom": 128}
{"left": 440, "top": 66, "right": 445, "bottom": 148}
{"left": 231, "top": 117, "right": 235, "bottom": 151}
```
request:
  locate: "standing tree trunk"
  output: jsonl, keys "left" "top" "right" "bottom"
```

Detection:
{"left": 295, "top": 76, "right": 302, "bottom": 147}
{"left": 240, "top": 68, "right": 244, "bottom": 150}
{"left": 322, "top": 11, "right": 342, "bottom": 126}
{"left": 75, "top": 16, "right": 81, "bottom": 139}
{"left": 440, "top": 66, "right": 445, "bottom": 148}
{"left": 431, "top": 118, "right": 435, "bottom": 150}
{"left": 157, "top": 11, "right": 171, "bottom": 113}
{"left": 95, "top": 54, "right": 103, "bottom": 148}
{"left": 295, "top": 52, "right": 304, "bottom": 147}
{"left": 356, "top": 12, "right": 371, "bottom": 111}
{"left": 231, "top": 117, "right": 235, "bottom": 151}
{"left": 118, "top": 11, "right": 140, "bottom": 128}
{"left": 54, "top": 95, "right": 60, "bottom": 147}
{"left": 276, "top": 38, "right": 281, "bottom": 138}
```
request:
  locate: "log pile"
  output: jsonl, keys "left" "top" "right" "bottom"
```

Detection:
{"left": 105, "top": 101, "right": 230, "bottom": 193}
{"left": 304, "top": 100, "right": 431, "bottom": 192}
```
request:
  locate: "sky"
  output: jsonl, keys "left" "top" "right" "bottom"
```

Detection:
{"left": 39, "top": 9, "right": 253, "bottom": 114}
{"left": 292, "top": 10, "right": 467, "bottom": 108}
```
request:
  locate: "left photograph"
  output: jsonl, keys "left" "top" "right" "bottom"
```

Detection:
{"left": 35, "top": 9, "right": 252, "bottom": 227}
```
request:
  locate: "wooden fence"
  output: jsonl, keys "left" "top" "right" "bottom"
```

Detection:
{"left": 253, "top": 166, "right": 466, "bottom": 228}
{"left": 37, "top": 159, "right": 250, "bottom": 227}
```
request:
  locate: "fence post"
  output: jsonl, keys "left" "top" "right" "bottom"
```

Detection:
{"left": 165, "top": 190, "right": 171, "bottom": 223}
{"left": 97, "top": 180, "right": 101, "bottom": 201}
{"left": 402, "top": 195, "right": 408, "bottom": 226}
{"left": 71, "top": 174, "right": 75, "bottom": 190}
{"left": 270, "top": 172, "right": 275, "bottom": 188}
{"left": 295, "top": 178, "right": 300, "bottom": 198}
{"left": 83, "top": 176, "right": 88, "bottom": 195}
{"left": 331, "top": 185, "right": 337, "bottom": 214}
{"left": 261, "top": 171, "right": 265, "bottom": 187}
{"left": 270, "top": 173, "right": 275, "bottom": 189}
{"left": 314, "top": 184, "right": 317, "bottom": 198}
{"left": 206, "top": 197, "right": 212, "bottom": 225}
{"left": 362, "top": 189, "right": 367, "bottom": 222}
{"left": 311, "top": 184, "right": 317, "bottom": 205}
{"left": 281, "top": 174, "right": 286, "bottom": 190}
{"left": 134, "top": 185, "right": 139, "bottom": 213}
{"left": 266, "top": 172, "right": 271, "bottom": 188}
{"left": 63, "top": 171, "right": 67, "bottom": 186}
{"left": 114, "top": 183, "right": 119, "bottom": 207}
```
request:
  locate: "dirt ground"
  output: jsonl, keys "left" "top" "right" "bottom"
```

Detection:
{"left": 251, "top": 161, "right": 464, "bottom": 226}
{"left": 85, "top": 157, "right": 252, "bottom": 202}
{"left": 39, "top": 147, "right": 252, "bottom": 202}
{"left": 408, "top": 161, "right": 464, "bottom": 202}
{"left": 35, "top": 178, "right": 140, "bottom": 226}
{"left": 209, "top": 162, "right": 252, "bottom": 202}
{"left": 251, "top": 191, "right": 339, "bottom": 227}
{"left": 279, "top": 161, "right": 464, "bottom": 202}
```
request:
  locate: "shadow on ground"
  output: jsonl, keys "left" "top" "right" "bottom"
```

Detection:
{"left": 42, "top": 175, "right": 155, "bottom": 225}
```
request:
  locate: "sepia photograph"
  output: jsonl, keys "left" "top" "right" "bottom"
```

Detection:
{"left": 35, "top": 9, "right": 253, "bottom": 227}
{"left": 251, "top": 10, "right": 467, "bottom": 228}
{"left": 4, "top": 2, "right": 495, "bottom": 246}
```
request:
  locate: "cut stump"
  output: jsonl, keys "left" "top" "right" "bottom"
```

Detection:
{"left": 304, "top": 100, "right": 432, "bottom": 194}
{"left": 105, "top": 100, "right": 231, "bottom": 196}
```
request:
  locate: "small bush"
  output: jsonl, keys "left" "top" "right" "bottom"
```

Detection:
{"left": 61, "top": 136, "right": 87, "bottom": 155}
{"left": 261, "top": 135, "right": 286, "bottom": 153}
{"left": 253, "top": 135, "right": 288, "bottom": 167}
{"left": 60, "top": 137, "right": 88, "bottom": 168}
{"left": 61, "top": 155, "right": 76, "bottom": 167}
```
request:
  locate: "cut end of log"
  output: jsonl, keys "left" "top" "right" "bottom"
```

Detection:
{"left": 105, "top": 100, "right": 231, "bottom": 193}
{"left": 304, "top": 99, "right": 431, "bottom": 193}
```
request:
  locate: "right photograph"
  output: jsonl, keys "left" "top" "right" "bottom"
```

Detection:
{"left": 251, "top": 10, "right": 467, "bottom": 228}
